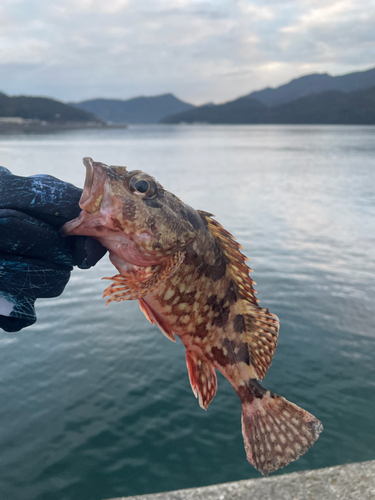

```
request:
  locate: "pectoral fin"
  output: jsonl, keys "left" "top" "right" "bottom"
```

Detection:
{"left": 186, "top": 350, "right": 217, "bottom": 410}
{"left": 103, "top": 251, "right": 184, "bottom": 304}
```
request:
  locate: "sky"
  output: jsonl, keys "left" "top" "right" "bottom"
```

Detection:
{"left": 1, "top": 0, "right": 375, "bottom": 105}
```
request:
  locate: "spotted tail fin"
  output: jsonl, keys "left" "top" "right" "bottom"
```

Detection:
{"left": 240, "top": 380, "right": 323, "bottom": 475}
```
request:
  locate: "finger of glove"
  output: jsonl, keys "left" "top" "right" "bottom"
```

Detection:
{"left": 0, "top": 166, "right": 82, "bottom": 229}
{"left": 72, "top": 236, "right": 107, "bottom": 269}
{"left": 0, "top": 209, "right": 74, "bottom": 268}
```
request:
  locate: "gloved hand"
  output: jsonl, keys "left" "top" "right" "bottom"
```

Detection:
{"left": 0, "top": 166, "right": 107, "bottom": 332}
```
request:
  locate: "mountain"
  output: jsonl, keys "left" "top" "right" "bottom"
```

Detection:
{"left": 162, "top": 66, "right": 375, "bottom": 124}
{"left": 265, "top": 86, "right": 375, "bottom": 124}
{"left": 0, "top": 92, "right": 97, "bottom": 122}
{"left": 245, "top": 67, "right": 375, "bottom": 107}
{"left": 161, "top": 86, "right": 375, "bottom": 125}
{"left": 70, "top": 93, "right": 194, "bottom": 124}
{"left": 162, "top": 97, "right": 267, "bottom": 124}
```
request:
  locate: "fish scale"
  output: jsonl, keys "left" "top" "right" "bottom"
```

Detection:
{"left": 61, "top": 157, "right": 323, "bottom": 476}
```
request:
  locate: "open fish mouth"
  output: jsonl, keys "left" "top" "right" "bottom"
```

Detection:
{"left": 60, "top": 158, "right": 173, "bottom": 268}
{"left": 59, "top": 159, "right": 161, "bottom": 267}
{"left": 60, "top": 158, "right": 110, "bottom": 236}
{"left": 79, "top": 157, "right": 109, "bottom": 214}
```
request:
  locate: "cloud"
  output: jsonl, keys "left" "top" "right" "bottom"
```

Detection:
{"left": 51, "top": 0, "right": 131, "bottom": 15}
{"left": 0, "top": 0, "right": 374, "bottom": 103}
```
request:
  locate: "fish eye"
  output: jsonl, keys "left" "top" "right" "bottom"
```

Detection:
{"left": 129, "top": 174, "right": 157, "bottom": 198}
{"left": 134, "top": 179, "right": 149, "bottom": 193}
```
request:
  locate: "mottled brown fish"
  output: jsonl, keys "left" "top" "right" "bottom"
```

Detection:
{"left": 61, "top": 157, "right": 323, "bottom": 475}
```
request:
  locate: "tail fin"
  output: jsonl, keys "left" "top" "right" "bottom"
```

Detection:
{"left": 240, "top": 380, "right": 323, "bottom": 476}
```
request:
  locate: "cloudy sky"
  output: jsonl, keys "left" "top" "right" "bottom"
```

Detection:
{"left": 1, "top": 0, "right": 374, "bottom": 104}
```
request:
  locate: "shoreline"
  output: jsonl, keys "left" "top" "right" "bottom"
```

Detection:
{"left": 0, "top": 117, "right": 127, "bottom": 135}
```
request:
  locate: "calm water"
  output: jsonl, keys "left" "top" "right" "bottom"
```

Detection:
{"left": 0, "top": 125, "right": 374, "bottom": 500}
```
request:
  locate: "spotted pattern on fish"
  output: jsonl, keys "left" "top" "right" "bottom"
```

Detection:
{"left": 61, "top": 158, "right": 323, "bottom": 476}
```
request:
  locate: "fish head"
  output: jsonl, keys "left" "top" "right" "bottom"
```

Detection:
{"left": 61, "top": 158, "right": 196, "bottom": 269}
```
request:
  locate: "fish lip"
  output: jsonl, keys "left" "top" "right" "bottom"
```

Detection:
{"left": 60, "top": 211, "right": 114, "bottom": 236}
{"left": 59, "top": 210, "right": 87, "bottom": 236}
{"left": 80, "top": 157, "right": 95, "bottom": 206}
{"left": 59, "top": 157, "right": 104, "bottom": 237}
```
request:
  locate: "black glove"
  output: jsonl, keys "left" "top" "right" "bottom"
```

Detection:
{"left": 0, "top": 167, "right": 107, "bottom": 332}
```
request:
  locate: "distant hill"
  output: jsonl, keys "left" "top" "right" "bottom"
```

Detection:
{"left": 70, "top": 93, "right": 194, "bottom": 124}
{"left": 162, "top": 86, "right": 375, "bottom": 125}
{"left": 0, "top": 92, "right": 97, "bottom": 122}
{"left": 245, "top": 67, "right": 375, "bottom": 106}
{"left": 265, "top": 86, "right": 375, "bottom": 124}
{"left": 162, "top": 97, "right": 267, "bottom": 124}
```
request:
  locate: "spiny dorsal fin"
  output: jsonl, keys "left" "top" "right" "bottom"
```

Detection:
{"left": 198, "top": 211, "right": 279, "bottom": 380}
{"left": 197, "top": 210, "right": 258, "bottom": 305}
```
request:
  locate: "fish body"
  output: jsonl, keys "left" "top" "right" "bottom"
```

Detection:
{"left": 61, "top": 158, "right": 322, "bottom": 475}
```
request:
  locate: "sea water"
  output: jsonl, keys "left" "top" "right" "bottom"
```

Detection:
{"left": 0, "top": 125, "right": 374, "bottom": 500}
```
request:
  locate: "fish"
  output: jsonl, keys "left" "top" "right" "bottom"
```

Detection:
{"left": 61, "top": 157, "right": 323, "bottom": 476}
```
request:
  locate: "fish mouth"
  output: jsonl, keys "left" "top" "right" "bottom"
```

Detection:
{"left": 60, "top": 158, "right": 166, "bottom": 268}
{"left": 60, "top": 157, "right": 109, "bottom": 236}
{"left": 79, "top": 157, "right": 109, "bottom": 214}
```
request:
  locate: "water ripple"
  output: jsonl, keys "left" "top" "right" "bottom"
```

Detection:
{"left": 0, "top": 125, "right": 375, "bottom": 500}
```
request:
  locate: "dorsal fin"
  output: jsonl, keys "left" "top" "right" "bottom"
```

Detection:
{"left": 198, "top": 211, "right": 279, "bottom": 380}
{"left": 197, "top": 210, "right": 258, "bottom": 305}
{"left": 241, "top": 307, "right": 279, "bottom": 379}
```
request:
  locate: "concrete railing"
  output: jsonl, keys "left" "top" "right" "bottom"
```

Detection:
{"left": 107, "top": 459, "right": 375, "bottom": 500}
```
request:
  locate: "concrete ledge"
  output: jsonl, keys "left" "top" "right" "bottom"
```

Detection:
{"left": 107, "top": 460, "right": 375, "bottom": 500}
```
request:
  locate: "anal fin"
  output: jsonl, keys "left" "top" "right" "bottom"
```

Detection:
{"left": 138, "top": 297, "right": 175, "bottom": 342}
{"left": 186, "top": 350, "right": 217, "bottom": 410}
